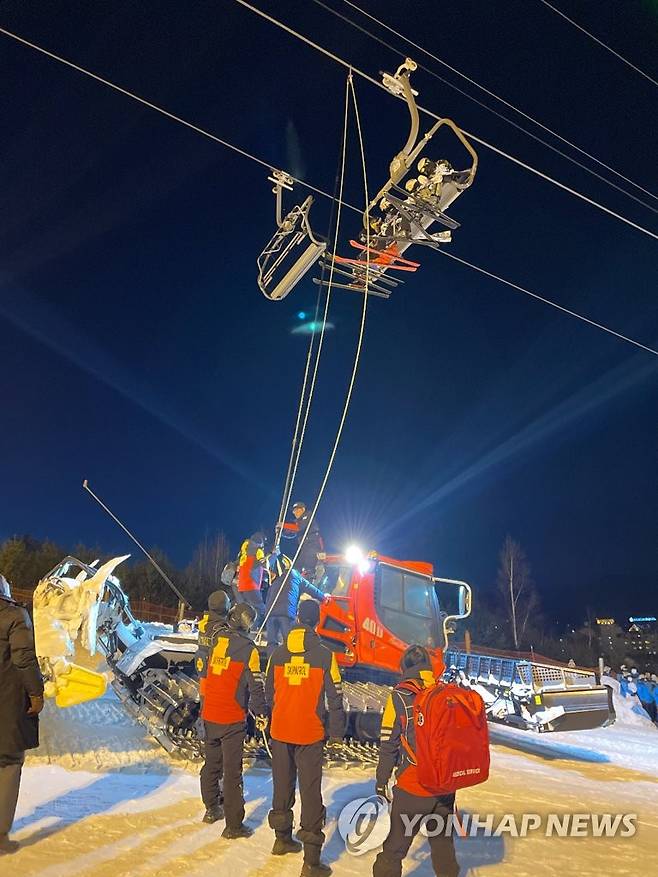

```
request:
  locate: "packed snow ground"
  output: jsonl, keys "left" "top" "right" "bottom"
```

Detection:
{"left": 12, "top": 678, "right": 658, "bottom": 877}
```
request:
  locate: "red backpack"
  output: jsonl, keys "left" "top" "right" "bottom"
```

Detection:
{"left": 397, "top": 680, "right": 490, "bottom": 795}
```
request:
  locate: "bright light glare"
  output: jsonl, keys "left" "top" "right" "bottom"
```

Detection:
{"left": 345, "top": 545, "right": 364, "bottom": 565}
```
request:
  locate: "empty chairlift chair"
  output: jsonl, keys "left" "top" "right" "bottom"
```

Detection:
{"left": 257, "top": 171, "right": 326, "bottom": 301}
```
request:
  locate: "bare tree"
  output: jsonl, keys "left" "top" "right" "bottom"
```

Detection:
{"left": 497, "top": 535, "right": 536, "bottom": 650}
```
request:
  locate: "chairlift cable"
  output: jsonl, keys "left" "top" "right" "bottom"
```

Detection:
{"left": 231, "top": 0, "right": 658, "bottom": 243}
{"left": 539, "top": 0, "right": 658, "bottom": 89}
{"left": 0, "top": 23, "right": 654, "bottom": 355}
{"left": 335, "top": 0, "right": 658, "bottom": 208}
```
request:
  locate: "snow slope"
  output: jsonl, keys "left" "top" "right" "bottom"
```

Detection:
{"left": 12, "top": 681, "right": 658, "bottom": 876}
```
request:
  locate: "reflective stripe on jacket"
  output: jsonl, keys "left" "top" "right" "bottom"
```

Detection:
{"left": 237, "top": 538, "right": 266, "bottom": 592}
{"left": 376, "top": 671, "right": 437, "bottom": 797}
{"left": 201, "top": 629, "right": 266, "bottom": 724}
{"left": 265, "top": 626, "right": 344, "bottom": 745}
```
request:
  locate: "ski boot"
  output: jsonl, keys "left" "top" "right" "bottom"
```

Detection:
{"left": 202, "top": 803, "right": 225, "bottom": 824}
{"left": 272, "top": 831, "right": 303, "bottom": 855}
{"left": 222, "top": 823, "right": 254, "bottom": 839}
{"left": 300, "top": 843, "right": 332, "bottom": 877}
{"left": 0, "top": 835, "right": 19, "bottom": 855}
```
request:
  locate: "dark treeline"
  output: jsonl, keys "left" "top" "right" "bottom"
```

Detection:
{"left": 0, "top": 533, "right": 231, "bottom": 612}
{"left": 0, "top": 534, "right": 643, "bottom": 670}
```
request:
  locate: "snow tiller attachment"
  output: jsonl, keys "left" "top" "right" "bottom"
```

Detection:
{"left": 257, "top": 170, "right": 326, "bottom": 301}
{"left": 445, "top": 648, "right": 615, "bottom": 732}
{"left": 317, "top": 58, "right": 478, "bottom": 299}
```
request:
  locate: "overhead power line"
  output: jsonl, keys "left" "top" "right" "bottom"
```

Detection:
{"left": 333, "top": 0, "right": 658, "bottom": 210}
{"left": 540, "top": 0, "right": 658, "bottom": 89}
{"left": 230, "top": 0, "right": 658, "bottom": 243}
{"left": 0, "top": 25, "right": 337, "bottom": 207}
{"left": 0, "top": 22, "right": 655, "bottom": 357}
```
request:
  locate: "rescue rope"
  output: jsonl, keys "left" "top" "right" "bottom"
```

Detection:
{"left": 258, "top": 72, "right": 372, "bottom": 638}
{"left": 275, "top": 90, "right": 353, "bottom": 545}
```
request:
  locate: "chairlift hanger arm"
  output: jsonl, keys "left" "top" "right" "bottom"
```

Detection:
{"left": 366, "top": 59, "right": 478, "bottom": 225}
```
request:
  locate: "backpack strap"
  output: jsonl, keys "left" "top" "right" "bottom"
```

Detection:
{"left": 394, "top": 681, "right": 421, "bottom": 766}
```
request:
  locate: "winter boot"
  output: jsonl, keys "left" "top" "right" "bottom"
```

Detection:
{"left": 202, "top": 803, "right": 225, "bottom": 824}
{"left": 222, "top": 823, "right": 254, "bottom": 839}
{"left": 272, "top": 831, "right": 303, "bottom": 855}
{"left": 0, "top": 835, "right": 19, "bottom": 855}
{"left": 300, "top": 843, "right": 332, "bottom": 877}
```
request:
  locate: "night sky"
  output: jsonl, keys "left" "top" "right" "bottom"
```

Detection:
{"left": 1, "top": 1, "right": 656, "bottom": 627}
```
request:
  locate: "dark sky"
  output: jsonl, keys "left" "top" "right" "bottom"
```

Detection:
{"left": 1, "top": 1, "right": 656, "bottom": 627}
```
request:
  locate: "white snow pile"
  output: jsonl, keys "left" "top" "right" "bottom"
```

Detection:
{"left": 602, "top": 674, "right": 656, "bottom": 729}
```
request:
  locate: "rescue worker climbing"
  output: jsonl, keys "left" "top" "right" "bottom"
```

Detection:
{"left": 265, "top": 599, "right": 344, "bottom": 876}
{"left": 278, "top": 503, "right": 325, "bottom": 582}
{"left": 199, "top": 601, "right": 268, "bottom": 838}
{"left": 196, "top": 590, "right": 232, "bottom": 823}
{"left": 373, "top": 645, "right": 460, "bottom": 877}
{"left": 265, "top": 555, "right": 328, "bottom": 656}
{"left": 236, "top": 532, "right": 269, "bottom": 623}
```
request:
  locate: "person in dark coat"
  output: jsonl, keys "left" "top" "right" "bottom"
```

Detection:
{"left": 264, "top": 556, "right": 328, "bottom": 656}
{"left": 0, "top": 577, "right": 44, "bottom": 855}
{"left": 196, "top": 589, "right": 232, "bottom": 824}
{"left": 279, "top": 503, "right": 325, "bottom": 580}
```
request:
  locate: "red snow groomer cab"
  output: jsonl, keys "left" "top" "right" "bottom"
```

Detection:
{"left": 316, "top": 550, "right": 467, "bottom": 679}
{"left": 313, "top": 549, "right": 614, "bottom": 737}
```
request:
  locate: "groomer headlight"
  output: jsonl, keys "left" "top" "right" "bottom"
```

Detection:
{"left": 345, "top": 545, "right": 364, "bottom": 565}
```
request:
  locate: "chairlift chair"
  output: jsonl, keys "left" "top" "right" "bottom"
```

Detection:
{"left": 257, "top": 171, "right": 326, "bottom": 301}
{"left": 316, "top": 59, "right": 478, "bottom": 299}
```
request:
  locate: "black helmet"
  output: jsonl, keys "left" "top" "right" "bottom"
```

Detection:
{"left": 208, "top": 590, "right": 231, "bottom": 617}
{"left": 297, "top": 598, "right": 321, "bottom": 629}
{"left": 229, "top": 602, "right": 258, "bottom": 633}
{"left": 250, "top": 531, "right": 266, "bottom": 546}
{"left": 292, "top": 501, "right": 306, "bottom": 512}
{"left": 400, "top": 644, "right": 433, "bottom": 674}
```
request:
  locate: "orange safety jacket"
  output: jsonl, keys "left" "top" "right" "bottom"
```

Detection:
{"left": 265, "top": 626, "right": 344, "bottom": 745}
{"left": 201, "top": 628, "right": 266, "bottom": 725}
{"left": 237, "top": 538, "right": 266, "bottom": 592}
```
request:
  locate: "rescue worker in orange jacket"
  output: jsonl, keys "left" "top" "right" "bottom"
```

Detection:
{"left": 199, "top": 602, "right": 268, "bottom": 838}
{"left": 265, "top": 599, "right": 344, "bottom": 876}
{"left": 373, "top": 645, "right": 459, "bottom": 877}
{"left": 196, "top": 590, "right": 232, "bottom": 823}
{"left": 236, "top": 532, "right": 269, "bottom": 623}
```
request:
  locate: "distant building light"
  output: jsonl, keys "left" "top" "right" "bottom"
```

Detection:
{"left": 596, "top": 618, "right": 615, "bottom": 625}
{"left": 629, "top": 616, "right": 656, "bottom": 623}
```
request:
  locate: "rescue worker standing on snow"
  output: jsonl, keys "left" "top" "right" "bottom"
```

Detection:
{"left": 265, "top": 555, "right": 328, "bottom": 656}
{"left": 278, "top": 503, "right": 325, "bottom": 581}
{"left": 0, "top": 575, "right": 44, "bottom": 856}
{"left": 199, "top": 601, "right": 268, "bottom": 838}
{"left": 265, "top": 599, "right": 344, "bottom": 876}
{"left": 196, "top": 590, "right": 232, "bottom": 823}
{"left": 373, "top": 645, "right": 459, "bottom": 877}
{"left": 236, "top": 532, "right": 269, "bottom": 623}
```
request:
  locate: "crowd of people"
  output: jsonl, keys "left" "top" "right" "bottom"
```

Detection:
{"left": 0, "top": 501, "right": 468, "bottom": 877}
{"left": 607, "top": 665, "right": 658, "bottom": 723}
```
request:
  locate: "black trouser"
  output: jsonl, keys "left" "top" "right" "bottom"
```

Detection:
{"left": 0, "top": 752, "right": 24, "bottom": 837}
{"left": 373, "top": 786, "right": 459, "bottom": 877}
{"left": 200, "top": 721, "right": 245, "bottom": 828}
{"left": 266, "top": 616, "right": 293, "bottom": 656}
{"left": 269, "top": 739, "right": 325, "bottom": 860}
{"left": 239, "top": 590, "right": 265, "bottom": 626}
